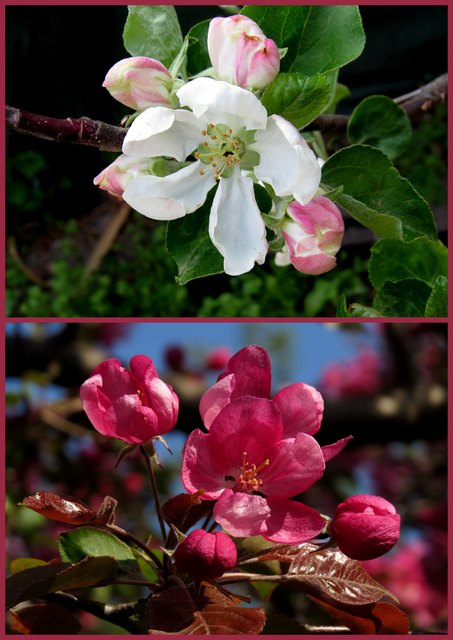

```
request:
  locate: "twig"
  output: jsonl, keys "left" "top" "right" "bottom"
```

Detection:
{"left": 140, "top": 445, "right": 167, "bottom": 543}
{"left": 6, "top": 74, "right": 447, "bottom": 148}
{"left": 7, "top": 236, "right": 49, "bottom": 288}
{"left": 82, "top": 202, "right": 131, "bottom": 281}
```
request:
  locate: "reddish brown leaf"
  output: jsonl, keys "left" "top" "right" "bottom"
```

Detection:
{"left": 145, "top": 580, "right": 266, "bottom": 635}
{"left": 20, "top": 491, "right": 96, "bottom": 525}
{"left": 6, "top": 556, "right": 118, "bottom": 609}
{"left": 312, "top": 597, "right": 410, "bottom": 634}
{"left": 286, "top": 543, "right": 396, "bottom": 606}
{"left": 8, "top": 603, "right": 82, "bottom": 634}
{"left": 20, "top": 491, "right": 117, "bottom": 526}
{"left": 161, "top": 492, "right": 211, "bottom": 533}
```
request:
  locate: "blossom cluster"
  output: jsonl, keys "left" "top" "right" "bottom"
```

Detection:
{"left": 94, "top": 14, "right": 344, "bottom": 276}
{"left": 80, "top": 346, "right": 400, "bottom": 580}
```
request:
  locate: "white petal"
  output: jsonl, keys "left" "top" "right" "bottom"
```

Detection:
{"left": 209, "top": 167, "right": 268, "bottom": 275}
{"left": 123, "top": 161, "right": 216, "bottom": 220}
{"left": 251, "top": 115, "right": 321, "bottom": 203}
{"left": 123, "top": 107, "right": 202, "bottom": 161}
{"left": 177, "top": 78, "right": 268, "bottom": 132}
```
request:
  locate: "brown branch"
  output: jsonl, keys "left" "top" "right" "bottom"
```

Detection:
{"left": 5, "top": 105, "right": 125, "bottom": 151}
{"left": 6, "top": 73, "right": 447, "bottom": 149}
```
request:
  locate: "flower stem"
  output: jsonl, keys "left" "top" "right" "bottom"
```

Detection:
{"left": 140, "top": 445, "right": 167, "bottom": 543}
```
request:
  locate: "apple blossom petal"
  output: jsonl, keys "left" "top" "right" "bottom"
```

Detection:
{"left": 80, "top": 381, "right": 116, "bottom": 437}
{"left": 106, "top": 395, "right": 158, "bottom": 444}
{"left": 129, "top": 354, "right": 158, "bottom": 382}
{"left": 209, "top": 168, "right": 268, "bottom": 276}
{"left": 262, "top": 498, "right": 326, "bottom": 543}
{"left": 213, "top": 490, "right": 270, "bottom": 537}
{"left": 123, "top": 107, "right": 201, "bottom": 161}
{"left": 208, "top": 397, "right": 283, "bottom": 467}
{"left": 123, "top": 161, "right": 216, "bottom": 220}
{"left": 252, "top": 115, "right": 321, "bottom": 203}
{"left": 181, "top": 429, "right": 231, "bottom": 499}
{"left": 260, "top": 432, "right": 325, "bottom": 498}
{"left": 199, "top": 373, "right": 236, "bottom": 430}
{"left": 177, "top": 78, "right": 268, "bottom": 132}
{"left": 273, "top": 382, "right": 324, "bottom": 437}
{"left": 89, "top": 359, "right": 137, "bottom": 399}
{"left": 219, "top": 345, "right": 272, "bottom": 398}
{"left": 322, "top": 435, "right": 353, "bottom": 462}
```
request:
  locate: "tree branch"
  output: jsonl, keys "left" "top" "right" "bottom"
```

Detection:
{"left": 6, "top": 73, "right": 447, "bottom": 150}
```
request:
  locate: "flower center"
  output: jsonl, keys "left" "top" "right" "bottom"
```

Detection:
{"left": 195, "top": 123, "right": 259, "bottom": 180}
{"left": 225, "top": 451, "right": 270, "bottom": 493}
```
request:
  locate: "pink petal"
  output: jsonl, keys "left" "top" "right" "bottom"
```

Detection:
{"left": 262, "top": 498, "right": 326, "bottom": 543}
{"left": 181, "top": 429, "right": 230, "bottom": 499}
{"left": 260, "top": 433, "right": 325, "bottom": 498}
{"left": 209, "top": 397, "right": 283, "bottom": 468}
{"left": 106, "top": 395, "right": 158, "bottom": 444}
{"left": 213, "top": 490, "right": 270, "bottom": 537}
{"left": 273, "top": 382, "right": 324, "bottom": 437}
{"left": 129, "top": 354, "right": 158, "bottom": 382}
{"left": 322, "top": 435, "right": 353, "bottom": 462}
{"left": 199, "top": 374, "right": 235, "bottom": 430}
{"left": 199, "top": 345, "right": 271, "bottom": 428}
{"left": 90, "top": 358, "right": 136, "bottom": 399}
{"left": 80, "top": 379, "right": 115, "bottom": 437}
{"left": 145, "top": 377, "right": 179, "bottom": 434}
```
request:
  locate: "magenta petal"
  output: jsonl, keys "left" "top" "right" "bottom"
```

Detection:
{"left": 260, "top": 433, "right": 325, "bottom": 498}
{"left": 209, "top": 397, "right": 283, "bottom": 467}
{"left": 181, "top": 429, "right": 230, "bottom": 499}
{"left": 90, "top": 358, "right": 136, "bottom": 399}
{"left": 221, "top": 345, "right": 272, "bottom": 399}
{"left": 199, "top": 373, "right": 235, "bottom": 430}
{"left": 106, "top": 396, "right": 157, "bottom": 444}
{"left": 129, "top": 354, "right": 158, "bottom": 382}
{"left": 213, "top": 490, "right": 270, "bottom": 537}
{"left": 80, "top": 378, "right": 115, "bottom": 437}
{"left": 262, "top": 498, "right": 326, "bottom": 543}
{"left": 273, "top": 382, "right": 324, "bottom": 437}
{"left": 146, "top": 377, "right": 179, "bottom": 434}
{"left": 322, "top": 435, "right": 353, "bottom": 462}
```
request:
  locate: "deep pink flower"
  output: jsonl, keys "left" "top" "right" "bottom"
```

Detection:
{"left": 321, "top": 348, "right": 381, "bottom": 399}
{"left": 206, "top": 346, "right": 231, "bottom": 371}
{"left": 80, "top": 356, "right": 179, "bottom": 445}
{"left": 174, "top": 529, "right": 237, "bottom": 580}
{"left": 330, "top": 494, "right": 401, "bottom": 560}
{"left": 199, "top": 345, "right": 351, "bottom": 462}
{"left": 182, "top": 396, "right": 327, "bottom": 543}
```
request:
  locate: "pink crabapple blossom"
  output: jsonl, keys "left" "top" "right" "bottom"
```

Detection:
{"left": 207, "top": 15, "right": 280, "bottom": 90}
{"left": 181, "top": 396, "right": 328, "bottom": 543}
{"left": 330, "top": 494, "right": 401, "bottom": 560}
{"left": 93, "top": 155, "right": 153, "bottom": 198}
{"left": 80, "top": 355, "right": 179, "bottom": 445}
{"left": 276, "top": 196, "right": 345, "bottom": 275}
{"left": 102, "top": 57, "right": 173, "bottom": 111}
{"left": 199, "top": 345, "right": 351, "bottom": 464}
{"left": 174, "top": 529, "right": 238, "bottom": 580}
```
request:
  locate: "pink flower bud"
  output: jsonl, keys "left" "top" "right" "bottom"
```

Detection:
{"left": 174, "top": 529, "right": 237, "bottom": 580}
{"left": 94, "top": 154, "right": 151, "bottom": 198}
{"left": 282, "top": 195, "right": 345, "bottom": 275}
{"left": 330, "top": 495, "right": 401, "bottom": 560}
{"left": 206, "top": 347, "right": 231, "bottom": 371}
{"left": 208, "top": 15, "right": 280, "bottom": 90}
{"left": 80, "top": 356, "right": 179, "bottom": 445}
{"left": 103, "top": 57, "right": 173, "bottom": 111}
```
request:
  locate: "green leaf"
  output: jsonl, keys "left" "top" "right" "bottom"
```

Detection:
{"left": 58, "top": 526, "right": 136, "bottom": 570}
{"left": 123, "top": 6, "right": 183, "bottom": 69}
{"left": 186, "top": 19, "right": 211, "bottom": 76}
{"left": 425, "top": 275, "right": 448, "bottom": 317}
{"left": 374, "top": 279, "right": 432, "bottom": 317}
{"left": 242, "top": 6, "right": 365, "bottom": 75}
{"left": 348, "top": 304, "right": 384, "bottom": 318}
{"left": 261, "top": 73, "right": 331, "bottom": 129}
{"left": 348, "top": 95, "right": 412, "bottom": 159}
{"left": 322, "top": 70, "right": 350, "bottom": 114}
{"left": 166, "top": 191, "right": 224, "bottom": 285}
{"left": 336, "top": 293, "right": 348, "bottom": 317}
{"left": 322, "top": 145, "right": 437, "bottom": 241}
{"left": 10, "top": 558, "right": 47, "bottom": 574}
{"left": 369, "top": 238, "right": 448, "bottom": 289}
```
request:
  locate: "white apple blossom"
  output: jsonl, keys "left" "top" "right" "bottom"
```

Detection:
{"left": 121, "top": 77, "right": 321, "bottom": 276}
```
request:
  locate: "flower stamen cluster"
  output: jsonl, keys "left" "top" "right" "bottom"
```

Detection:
{"left": 234, "top": 451, "right": 270, "bottom": 492}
